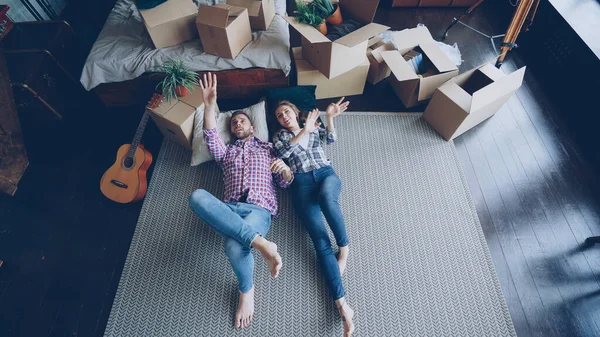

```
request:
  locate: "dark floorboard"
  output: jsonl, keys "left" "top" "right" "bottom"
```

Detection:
{"left": 1, "top": 1, "right": 600, "bottom": 337}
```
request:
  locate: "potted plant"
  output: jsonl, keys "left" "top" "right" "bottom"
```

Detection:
{"left": 295, "top": 1, "right": 328, "bottom": 35}
{"left": 155, "top": 60, "right": 200, "bottom": 103}
{"left": 312, "top": 0, "right": 342, "bottom": 25}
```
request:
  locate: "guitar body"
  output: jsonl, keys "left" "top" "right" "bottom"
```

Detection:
{"left": 100, "top": 144, "right": 153, "bottom": 203}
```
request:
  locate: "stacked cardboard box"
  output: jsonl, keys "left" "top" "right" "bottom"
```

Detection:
{"left": 227, "top": 0, "right": 276, "bottom": 30}
{"left": 147, "top": 85, "right": 212, "bottom": 149}
{"left": 287, "top": 0, "right": 389, "bottom": 98}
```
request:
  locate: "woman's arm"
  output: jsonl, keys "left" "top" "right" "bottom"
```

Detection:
{"left": 273, "top": 130, "right": 303, "bottom": 159}
{"left": 321, "top": 97, "right": 349, "bottom": 144}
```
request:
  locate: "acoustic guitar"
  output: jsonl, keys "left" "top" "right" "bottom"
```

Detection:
{"left": 100, "top": 94, "right": 160, "bottom": 203}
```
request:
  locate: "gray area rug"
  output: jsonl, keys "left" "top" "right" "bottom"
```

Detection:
{"left": 104, "top": 113, "right": 516, "bottom": 337}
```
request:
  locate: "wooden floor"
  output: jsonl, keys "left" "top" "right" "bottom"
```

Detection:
{"left": 1, "top": 1, "right": 600, "bottom": 336}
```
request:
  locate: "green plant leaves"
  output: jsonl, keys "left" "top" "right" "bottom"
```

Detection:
{"left": 155, "top": 60, "right": 200, "bottom": 103}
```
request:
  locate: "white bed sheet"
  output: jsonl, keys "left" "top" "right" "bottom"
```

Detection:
{"left": 80, "top": 0, "right": 290, "bottom": 91}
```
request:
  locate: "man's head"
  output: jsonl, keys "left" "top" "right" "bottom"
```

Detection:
{"left": 230, "top": 110, "right": 254, "bottom": 140}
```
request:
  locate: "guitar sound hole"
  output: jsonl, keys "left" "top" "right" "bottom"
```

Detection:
{"left": 124, "top": 157, "right": 134, "bottom": 168}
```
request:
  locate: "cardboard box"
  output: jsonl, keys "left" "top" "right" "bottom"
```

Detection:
{"left": 148, "top": 85, "right": 208, "bottom": 149}
{"left": 138, "top": 0, "right": 198, "bottom": 49}
{"left": 380, "top": 26, "right": 458, "bottom": 108}
{"left": 423, "top": 63, "right": 526, "bottom": 141}
{"left": 367, "top": 37, "right": 395, "bottom": 84}
{"left": 285, "top": 0, "right": 389, "bottom": 79}
{"left": 294, "top": 47, "right": 369, "bottom": 99}
{"left": 196, "top": 4, "right": 252, "bottom": 59}
{"left": 226, "top": 0, "right": 275, "bottom": 30}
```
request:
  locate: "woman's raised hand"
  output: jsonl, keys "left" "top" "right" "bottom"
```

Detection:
{"left": 303, "top": 109, "right": 321, "bottom": 133}
{"left": 199, "top": 72, "right": 217, "bottom": 107}
{"left": 325, "top": 97, "right": 349, "bottom": 119}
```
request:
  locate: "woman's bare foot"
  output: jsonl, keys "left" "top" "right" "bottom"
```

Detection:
{"left": 235, "top": 288, "right": 255, "bottom": 328}
{"left": 251, "top": 236, "right": 282, "bottom": 277}
{"left": 337, "top": 246, "right": 349, "bottom": 275}
{"left": 336, "top": 297, "right": 355, "bottom": 337}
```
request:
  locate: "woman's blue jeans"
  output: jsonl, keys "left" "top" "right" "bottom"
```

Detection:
{"left": 292, "top": 166, "right": 349, "bottom": 300}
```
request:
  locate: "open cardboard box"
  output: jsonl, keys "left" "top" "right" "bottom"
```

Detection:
{"left": 380, "top": 26, "right": 458, "bottom": 108}
{"left": 285, "top": 0, "right": 389, "bottom": 79}
{"left": 226, "top": 0, "right": 275, "bottom": 30}
{"left": 138, "top": 0, "right": 198, "bottom": 49}
{"left": 423, "top": 63, "right": 526, "bottom": 141}
{"left": 148, "top": 85, "right": 209, "bottom": 149}
{"left": 367, "top": 37, "right": 396, "bottom": 84}
{"left": 196, "top": 4, "right": 252, "bottom": 59}
{"left": 294, "top": 47, "right": 369, "bottom": 99}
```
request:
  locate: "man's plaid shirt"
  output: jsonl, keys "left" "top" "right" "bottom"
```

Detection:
{"left": 203, "top": 128, "right": 292, "bottom": 216}
{"left": 272, "top": 127, "right": 336, "bottom": 173}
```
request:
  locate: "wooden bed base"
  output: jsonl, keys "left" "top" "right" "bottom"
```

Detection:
{"left": 93, "top": 68, "right": 289, "bottom": 107}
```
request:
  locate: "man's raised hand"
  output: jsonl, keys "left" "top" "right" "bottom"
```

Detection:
{"left": 199, "top": 72, "right": 217, "bottom": 107}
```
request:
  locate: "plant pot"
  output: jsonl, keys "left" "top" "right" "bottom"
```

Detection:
{"left": 326, "top": 4, "right": 343, "bottom": 25}
{"left": 175, "top": 85, "right": 190, "bottom": 97}
{"left": 317, "top": 21, "right": 328, "bottom": 35}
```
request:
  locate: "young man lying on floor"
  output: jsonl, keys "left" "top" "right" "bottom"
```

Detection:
{"left": 188, "top": 73, "right": 294, "bottom": 329}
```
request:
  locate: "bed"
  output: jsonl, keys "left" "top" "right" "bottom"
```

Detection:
{"left": 81, "top": 0, "right": 291, "bottom": 106}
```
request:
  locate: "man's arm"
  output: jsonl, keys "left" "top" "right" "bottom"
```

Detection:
{"left": 269, "top": 148, "right": 293, "bottom": 188}
{"left": 321, "top": 97, "right": 349, "bottom": 144}
{"left": 201, "top": 73, "right": 218, "bottom": 130}
{"left": 200, "top": 73, "right": 226, "bottom": 162}
{"left": 271, "top": 156, "right": 294, "bottom": 188}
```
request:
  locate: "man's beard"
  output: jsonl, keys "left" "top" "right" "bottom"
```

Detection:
{"left": 234, "top": 129, "right": 253, "bottom": 140}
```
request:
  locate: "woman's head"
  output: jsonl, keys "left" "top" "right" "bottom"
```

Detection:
{"left": 275, "top": 101, "right": 301, "bottom": 131}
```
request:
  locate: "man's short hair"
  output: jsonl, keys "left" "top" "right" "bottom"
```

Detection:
{"left": 230, "top": 110, "right": 252, "bottom": 125}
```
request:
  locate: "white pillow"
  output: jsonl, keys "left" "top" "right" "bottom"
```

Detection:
{"left": 191, "top": 100, "right": 269, "bottom": 166}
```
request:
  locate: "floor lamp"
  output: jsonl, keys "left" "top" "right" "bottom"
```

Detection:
{"left": 442, "top": 0, "right": 540, "bottom": 68}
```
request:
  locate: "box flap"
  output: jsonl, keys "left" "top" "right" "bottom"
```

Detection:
{"left": 197, "top": 4, "right": 231, "bottom": 27}
{"left": 368, "top": 37, "right": 383, "bottom": 48}
{"left": 335, "top": 23, "right": 389, "bottom": 48}
{"left": 392, "top": 26, "right": 434, "bottom": 54}
{"left": 284, "top": 16, "right": 330, "bottom": 43}
{"left": 470, "top": 66, "right": 525, "bottom": 113}
{"left": 339, "top": 0, "right": 381, "bottom": 24}
{"left": 476, "top": 63, "right": 505, "bottom": 82}
{"left": 222, "top": 4, "right": 247, "bottom": 18}
{"left": 370, "top": 41, "right": 396, "bottom": 63}
{"left": 292, "top": 46, "right": 303, "bottom": 60}
{"left": 140, "top": 0, "right": 198, "bottom": 28}
{"left": 380, "top": 50, "right": 419, "bottom": 82}
{"left": 419, "top": 42, "right": 458, "bottom": 73}
{"left": 226, "top": 0, "right": 262, "bottom": 16}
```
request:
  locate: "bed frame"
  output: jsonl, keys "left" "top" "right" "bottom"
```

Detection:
{"left": 94, "top": 68, "right": 289, "bottom": 107}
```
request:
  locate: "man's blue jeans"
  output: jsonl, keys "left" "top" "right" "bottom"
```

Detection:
{"left": 292, "top": 166, "right": 349, "bottom": 300}
{"left": 189, "top": 189, "right": 271, "bottom": 293}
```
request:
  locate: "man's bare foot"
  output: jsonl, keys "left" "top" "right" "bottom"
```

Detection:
{"left": 336, "top": 298, "right": 355, "bottom": 337}
{"left": 235, "top": 288, "right": 255, "bottom": 328}
{"left": 337, "top": 246, "right": 349, "bottom": 275}
{"left": 251, "top": 236, "right": 282, "bottom": 277}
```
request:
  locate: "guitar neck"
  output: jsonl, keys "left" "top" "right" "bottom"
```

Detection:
{"left": 127, "top": 110, "right": 151, "bottom": 158}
